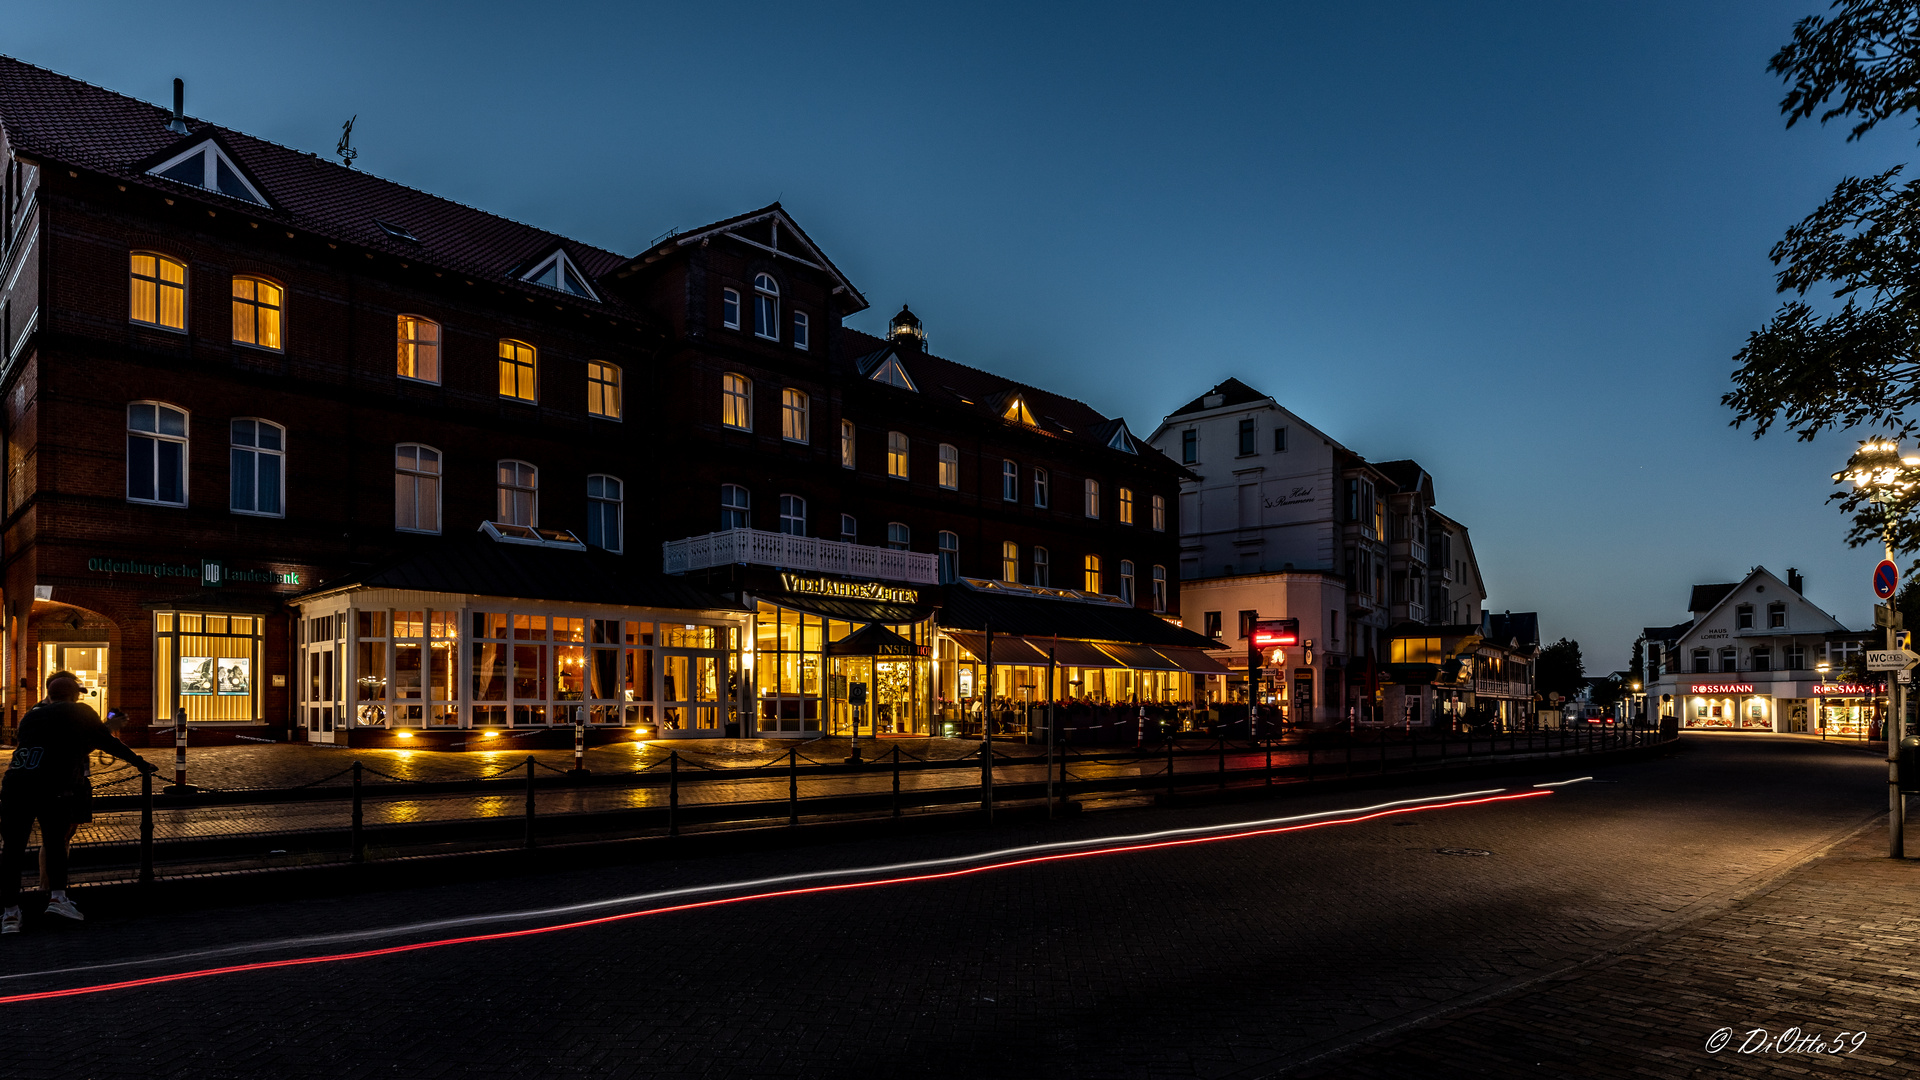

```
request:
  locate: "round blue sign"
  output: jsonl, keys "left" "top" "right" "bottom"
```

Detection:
{"left": 1874, "top": 559, "right": 1899, "bottom": 600}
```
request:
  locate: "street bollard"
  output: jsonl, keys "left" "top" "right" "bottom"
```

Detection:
{"left": 139, "top": 770, "right": 155, "bottom": 885}
{"left": 667, "top": 752, "right": 679, "bottom": 837}
{"left": 523, "top": 756, "right": 536, "bottom": 849}
{"left": 891, "top": 745, "right": 902, "bottom": 819}
{"left": 350, "top": 761, "right": 365, "bottom": 864}
{"left": 166, "top": 707, "right": 194, "bottom": 795}
{"left": 570, "top": 719, "right": 589, "bottom": 778}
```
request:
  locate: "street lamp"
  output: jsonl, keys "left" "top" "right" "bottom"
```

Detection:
{"left": 1836, "top": 436, "right": 1918, "bottom": 858}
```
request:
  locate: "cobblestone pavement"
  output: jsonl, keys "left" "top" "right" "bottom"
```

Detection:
{"left": 0, "top": 735, "right": 1873, "bottom": 1079}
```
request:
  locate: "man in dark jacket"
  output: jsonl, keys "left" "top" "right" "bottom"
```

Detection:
{"left": 1, "top": 670, "right": 156, "bottom": 932}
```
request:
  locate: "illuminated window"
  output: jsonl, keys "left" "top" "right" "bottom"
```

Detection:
{"left": 1083, "top": 554, "right": 1102, "bottom": 594}
{"left": 397, "top": 315, "right": 440, "bottom": 383}
{"left": 753, "top": 273, "right": 779, "bottom": 339}
{"left": 127, "top": 402, "right": 188, "bottom": 506}
{"left": 938, "top": 531, "right": 958, "bottom": 583}
{"left": 1151, "top": 565, "right": 1167, "bottom": 611}
{"left": 1033, "top": 468, "right": 1049, "bottom": 508}
{"left": 1118, "top": 487, "right": 1134, "bottom": 525}
{"left": 1001, "top": 541, "right": 1019, "bottom": 584}
{"left": 782, "top": 388, "right": 809, "bottom": 443}
{"left": 793, "top": 310, "right": 810, "bottom": 351}
{"left": 497, "top": 339, "right": 537, "bottom": 402}
{"left": 779, "top": 494, "right": 807, "bottom": 536}
{"left": 496, "top": 460, "right": 537, "bottom": 526}
{"left": 721, "top": 484, "right": 749, "bottom": 530}
{"left": 887, "top": 431, "right": 909, "bottom": 479}
{"left": 1002, "top": 460, "right": 1018, "bottom": 501}
{"left": 588, "top": 474, "right": 622, "bottom": 552}
{"left": 1084, "top": 478, "right": 1100, "bottom": 519}
{"left": 1151, "top": 494, "right": 1166, "bottom": 532}
{"left": 1033, "top": 546, "right": 1050, "bottom": 587}
{"left": 395, "top": 444, "right": 440, "bottom": 533}
{"left": 1119, "top": 560, "right": 1135, "bottom": 604}
{"left": 1003, "top": 395, "right": 1036, "bottom": 425}
{"left": 130, "top": 252, "right": 186, "bottom": 330}
{"left": 721, "top": 288, "right": 741, "bottom": 329}
{"left": 588, "top": 361, "right": 622, "bottom": 419}
{"left": 938, "top": 444, "right": 959, "bottom": 489}
{"left": 231, "top": 276, "right": 282, "bottom": 350}
{"left": 229, "top": 419, "right": 283, "bottom": 517}
{"left": 723, "top": 373, "right": 753, "bottom": 430}
{"left": 840, "top": 420, "right": 855, "bottom": 468}
{"left": 887, "top": 522, "right": 910, "bottom": 550}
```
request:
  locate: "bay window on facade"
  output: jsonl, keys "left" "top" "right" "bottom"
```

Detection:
{"left": 127, "top": 402, "right": 188, "bottom": 506}
{"left": 129, "top": 252, "right": 186, "bottom": 330}
{"left": 395, "top": 444, "right": 441, "bottom": 533}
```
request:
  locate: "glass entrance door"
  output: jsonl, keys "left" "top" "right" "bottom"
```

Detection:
{"left": 50, "top": 644, "right": 110, "bottom": 721}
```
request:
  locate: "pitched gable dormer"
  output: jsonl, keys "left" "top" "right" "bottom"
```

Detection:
{"left": 519, "top": 248, "right": 599, "bottom": 301}
{"left": 142, "top": 136, "right": 270, "bottom": 207}
{"left": 857, "top": 348, "right": 919, "bottom": 392}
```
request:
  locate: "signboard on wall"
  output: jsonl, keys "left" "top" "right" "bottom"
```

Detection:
{"left": 217, "top": 658, "right": 251, "bottom": 696}
{"left": 179, "top": 656, "right": 216, "bottom": 695}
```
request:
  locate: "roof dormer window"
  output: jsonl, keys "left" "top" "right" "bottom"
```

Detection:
{"left": 1003, "top": 395, "right": 1036, "bottom": 426}
{"left": 374, "top": 218, "right": 420, "bottom": 243}
{"left": 145, "top": 140, "right": 268, "bottom": 206}
{"left": 1108, "top": 425, "right": 1137, "bottom": 453}
{"left": 870, "top": 354, "right": 918, "bottom": 391}
{"left": 520, "top": 248, "right": 599, "bottom": 301}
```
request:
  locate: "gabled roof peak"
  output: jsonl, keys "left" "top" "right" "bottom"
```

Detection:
{"left": 518, "top": 247, "right": 599, "bottom": 301}
{"left": 142, "top": 134, "right": 269, "bottom": 207}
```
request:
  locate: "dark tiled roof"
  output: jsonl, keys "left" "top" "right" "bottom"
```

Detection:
{"left": 303, "top": 532, "right": 744, "bottom": 612}
{"left": 1165, "top": 377, "right": 1271, "bottom": 418}
{"left": 0, "top": 55, "right": 637, "bottom": 313}
{"left": 1688, "top": 583, "right": 1738, "bottom": 613}
{"left": 938, "top": 586, "right": 1219, "bottom": 649}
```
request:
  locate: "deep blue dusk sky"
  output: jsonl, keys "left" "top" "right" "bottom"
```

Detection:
{"left": 15, "top": 1, "right": 1907, "bottom": 669}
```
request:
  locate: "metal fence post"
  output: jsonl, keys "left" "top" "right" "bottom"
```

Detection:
{"left": 351, "top": 761, "right": 365, "bottom": 864}
{"left": 788, "top": 748, "right": 799, "bottom": 827}
{"left": 139, "top": 770, "right": 155, "bottom": 885}
{"left": 668, "top": 751, "right": 680, "bottom": 837}
{"left": 523, "top": 756, "right": 536, "bottom": 849}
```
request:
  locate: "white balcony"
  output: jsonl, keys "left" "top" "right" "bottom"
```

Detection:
{"left": 663, "top": 528, "right": 941, "bottom": 585}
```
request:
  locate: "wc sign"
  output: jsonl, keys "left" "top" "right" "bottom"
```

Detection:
{"left": 200, "top": 558, "right": 225, "bottom": 588}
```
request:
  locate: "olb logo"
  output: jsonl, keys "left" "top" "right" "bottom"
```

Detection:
{"left": 200, "top": 558, "right": 225, "bottom": 588}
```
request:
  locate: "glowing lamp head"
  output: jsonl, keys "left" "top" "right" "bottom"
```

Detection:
{"left": 1837, "top": 437, "right": 1914, "bottom": 494}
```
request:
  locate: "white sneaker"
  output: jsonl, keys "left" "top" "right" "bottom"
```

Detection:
{"left": 1, "top": 908, "right": 19, "bottom": 934}
{"left": 43, "top": 896, "right": 82, "bottom": 922}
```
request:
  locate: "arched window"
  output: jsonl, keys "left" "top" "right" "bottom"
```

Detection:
{"left": 230, "top": 418, "right": 284, "bottom": 517}
{"left": 1001, "top": 541, "right": 1019, "bottom": 584}
{"left": 793, "top": 310, "right": 810, "bottom": 351}
{"left": 887, "top": 522, "right": 910, "bottom": 551}
{"left": 498, "top": 339, "right": 537, "bottom": 402}
{"left": 782, "top": 388, "right": 809, "bottom": 443}
{"left": 779, "top": 494, "right": 807, "bottom": 536}
{"left": 753, "top": 273, "right": 780, "bottom": 339}
{"left": 395, "top": 444, "right": 441, "bottom": 534}
{"left": 722, "top": 373, "right": 753, "bottom": 430}
{"left": 588, "top": 474, "right": 623, "bottom": 552}
{"left": 127, "top": 402, "right": 188, "bottom": 506}
{"left": 839, "top": 513, "right": 857, "bottom": 542}
{"left": 1151, "top": 494, "right": 1166, "bottom": 532}
{"left": 887, "top": 431, "right": 909, "bottom": 479}
{"left": 1119, "top": 560, "right": 1136, "bottom": 605}
{"left": 1033, "top": 468, "right": 1049, "bottom": 508}
{"left": 130, "top": 252, "right": 187, "bottom": 330}
{"left": 588, "top": 361, "right": 621, "bottom": 419}
{"left": 1151, "top": 565, "right": 1167, "bottom": 612}
{"left": 231, "top": 276, "right": 283, "bottom": 349}
{"left": 1118, "top": 487, "right": 1135, "bottom": 525}
{"left": 938, "top": 531, "right": 959, "bottom": 584}
{"left": 397, "top": 315, "right": 440, "bottom": 382}
{"left": 1033, "top": 546, "right": 1050, "bottom": 587}
{"left": 721, "top": 484, "right": 750, "bottom": 530}
{"left": 840, "top": 420, "right": 855, "bottom": 468}
{"left": 496, "top": 460, "right": 537, "bottom": 526}
{"left": 1002, "top": 460, "right": 1018, "bottom": 501}
{"left": 938, "top": 444, "right": 959, "bottom": 489}
{"left": 1083, "top": 554, "right": 1102, "bottom": 594}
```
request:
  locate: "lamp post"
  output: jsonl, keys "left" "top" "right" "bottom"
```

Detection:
{"left": 1836, "top": 437, "right": 1918, "bottom": 857}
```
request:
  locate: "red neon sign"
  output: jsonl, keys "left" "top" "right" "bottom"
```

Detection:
{"left": 1688, "top": 683, "right": 1754, "bottom": 694}
{"left": 1250, "top": 618, "right": 1299, "bottom": 648}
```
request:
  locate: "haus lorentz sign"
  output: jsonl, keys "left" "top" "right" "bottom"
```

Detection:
{"left": 87, "top": 556, "right": 301, "bottom": 587}
{"left": 778, "top": 573, "right": 917, "bottom": 605}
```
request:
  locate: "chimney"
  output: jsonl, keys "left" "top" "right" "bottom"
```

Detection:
{"left": 167, "top": 79, "right": 188, "bottom": 134}
{"left": 1788, "top": 567, "right": 1804, "bottom": 595}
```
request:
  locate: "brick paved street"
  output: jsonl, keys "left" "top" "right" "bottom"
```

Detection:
{"left": 0, "top": 735, "right": 1896, "bottom": 1079}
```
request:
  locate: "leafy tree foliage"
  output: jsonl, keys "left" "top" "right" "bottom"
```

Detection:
{"left": 1536, "top": 638, "right": 1586, "bottom": 700}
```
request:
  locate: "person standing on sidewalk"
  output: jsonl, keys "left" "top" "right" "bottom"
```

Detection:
{"left": 1, "top": 670, "right": 157, "bottom": 933}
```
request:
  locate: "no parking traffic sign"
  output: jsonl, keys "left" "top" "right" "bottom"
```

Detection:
{"left": 1875, "top": 559, "right": 1899, "bottom": 600}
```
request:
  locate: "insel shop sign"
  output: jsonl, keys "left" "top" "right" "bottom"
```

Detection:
{"left": 87, "top": 556, "right": 301, "bottom": 587}
{"left": 778, "top": 573, "right": 917, "bottom": 605}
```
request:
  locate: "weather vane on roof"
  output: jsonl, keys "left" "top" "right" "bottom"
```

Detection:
{"left": 336, "top": 115, "right": 358, "bottom": 169}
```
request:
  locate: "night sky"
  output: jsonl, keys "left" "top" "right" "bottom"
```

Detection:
{"left": 15, "top": 1, "right": 1905, "bottom": 670}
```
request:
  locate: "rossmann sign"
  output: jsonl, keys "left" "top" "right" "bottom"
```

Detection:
{"left": 1688, "top": 683, "right": 1755, "bottom": 695}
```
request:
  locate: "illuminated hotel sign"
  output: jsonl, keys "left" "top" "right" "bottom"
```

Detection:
{"left": 1815, "top": 683, "right": 1881, "bottom": 696}
{"left": 1689, "top": 683, "right": 1754, "bottom": 695}
{"left": 779, "top": 573, "right": 918, "bottom": 605}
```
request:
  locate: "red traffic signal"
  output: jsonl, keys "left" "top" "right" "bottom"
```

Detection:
{"left": 1250, "top": 618, "right": 1299, "bottom": 648}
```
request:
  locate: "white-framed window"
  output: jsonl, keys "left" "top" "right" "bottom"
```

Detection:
{"left": 782, "top": 388, "right": 810, "bottom": 443}
{"left": 498, "top": 339, "right": 537, "bottom": 402}
{"left": 1083, "top": 554, "right": 1102, "bottom": 594}
{"left": 1034, "top": 467, "right": 1049, "bottom": 508}
{"left": 496, "top": 460, "right": 537, "bottom": 526}
{"left": 1274, "top": 427, "right": 1288, "bottom": 452}
{"left": 127, "top": 402, "right": 188, "bottom": 506}
{"left": 1033, "top": 546, "right": 1050, "bottom": 587}
{"left": 722, "top": 288, "right": 741, "bottom": 329}
{"left": 1769, "top": 602, "right": 1787, "bottom": 628}
{"left": 1119, "top": 560, "right": 1136, "bottom": 605}
{"left": 396, "top": 315, "right": 440, "bottom": 383}
{"left": 1181, "top": 430, "right": 1197, "bottom": 464}
{"left": 938, "top": 531, "right": 959, "bottom": 584}
{"left": 793, "top": 311, "right": 810, "bottom": 351}
{"left": 229, "top": 418, "right": 284, "bottom": 517}
{"left": 231, "top": 276, "right": 283, "bottom": 350}
{"left": 1119, "top": 487, "right": 1134, "bottom": 525}
{"left": 588, "top": 474, "right": 623, "bottom": 552}
{"left": 1151, "top": 565, "right": 1167, "bottom": 611}
{"left": 394, "top": 444, "right": 441, "bottom": 533}
{"left": 1002, "top": 460, "right": 1018, "bottom": 501}
{"left": 938, "top": 443, "right": 959, "bottom": 489}
{"left": 588, "top": 361, "right": 622, "bottom": 420}
{"left": 887, "top": 431, "right": 909, "bottom": 479}
{"left": 887, "top": 522, "right": 910, "bottom": 550}
{"left": 779, "top": 494, "right": 807, "bottom": 536}
{"left": 130, "top": 252, "right": 187, "bottom": 331}
{"left": 839, "top": 513, "right": 857, "bottom": 542}
{"left": 1084, "top": 478, "right": 1100, "bottom": 519}
{"left": 1001, "top": 540, "right": 1019, "bottom": 584}
{"left": 753, "top": 273, "right": 779, "bottom": 339}
{"left": 840, "top": 420, "right": 855, "bottom": 468}
{"left": 722, "top": 484, "right": 750, "bottom": 530}
{"left": 723, "top": 373, "right": 752, "bottom": 430}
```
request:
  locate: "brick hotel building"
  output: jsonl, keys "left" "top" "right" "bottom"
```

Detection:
{"left": 0, "top": 57, "right": 1217, "bottom": 746}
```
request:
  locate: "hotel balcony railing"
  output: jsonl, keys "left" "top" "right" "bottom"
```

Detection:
{"left": 663, "top": 527, "right": 941, "bottom": 585}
